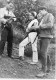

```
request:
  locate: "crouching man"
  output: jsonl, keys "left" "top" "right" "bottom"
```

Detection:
{"left": 18, "top": 12, "right": 39, "bottom": 64}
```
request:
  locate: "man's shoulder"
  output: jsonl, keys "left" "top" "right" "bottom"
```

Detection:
{"left": 33, "top": 19, "right": 38, "bottom": 21}
{"left": 48, "top": 13, "right": 54, "bottom": 18}
{"left": 0, "top": 7, "right": 6, "bottom": 12}
{"left": 32, "top": 19, "right": 38, "bottom": 23}
{"left": 0, "top": 7, "right": 6, "bottom": 15}
{"left": 1, "top": 7, "right": 6, "bottom": 10}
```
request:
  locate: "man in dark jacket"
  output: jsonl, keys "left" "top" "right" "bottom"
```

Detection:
{"left": 0, "top": 1, "right": 16, "bottom": 58}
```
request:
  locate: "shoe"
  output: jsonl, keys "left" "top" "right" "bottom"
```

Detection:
{"left": 29, "top": 62, "right": 37, "bottom": 65}
{"left": 46, "top": 68, "right": 52, "bottom": 73}
{"left": 18, "top": 56, "right": 24, "bottom": 61}
{"left": 10, "top": 55, "right": 15, "bottom": 59}
{"left": 26, "top": 60, "right": 37, "bottom": 65}
{"left": 0, "top": 55, "right": 2, "bottom": 59}
{"left": 35, "top": 72, "right": 47, "bottom": 78}
{"left": 8, "top": 54, "right": 12, "bottom": 58}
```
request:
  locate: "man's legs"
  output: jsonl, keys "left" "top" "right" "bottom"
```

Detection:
{"left": 36, "top": 38, "right": 52, "bottom": 77}
{"left": 19, "top": 37, "right": 29, "bottom": 57}
{"left": 0, "top": 28, "right": 8, "bottom": 55}
{"left": 7, "top": 26, "right": 13, "bottom": 57}
{"left": 31, "top": 37, "right": 38, "bottom": 63}
{"left": 29, "top": 32, "right": 38, "bottom": 63}
{"left": 40, "top": 38, "right": 51, "bottom": 73}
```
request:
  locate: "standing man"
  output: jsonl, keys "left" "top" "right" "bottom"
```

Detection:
{"left": 0, "top": 0, "right": 16, "bottom": 58}
{"left": 36, "top": 6, "right": 54, "bottom": 77}
{"left": 18, "top": 11, "right": 39, "bottom": 64}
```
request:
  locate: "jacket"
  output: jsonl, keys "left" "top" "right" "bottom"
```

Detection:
{"left": 39, "top": 13, "right": 54, "bottom": 38}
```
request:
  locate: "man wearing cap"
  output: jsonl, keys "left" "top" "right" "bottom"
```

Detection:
{"left": 0, "top": 1, "right": 16, "bottom": 58}
{"left": 36, "top": 6, "right": 54, "bottom": 77}
{"left": 18, "top": 11, "right": 39, "bottom": 64}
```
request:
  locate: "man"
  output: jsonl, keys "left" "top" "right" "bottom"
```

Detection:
{"left": 0, "top": 1, "right": 16, "bottom": 58}
{"left": 36, "top": 6, "right": 54, "bottom": 77}
{"left": 18, "top": 11, "right": 39, "bottom": 64}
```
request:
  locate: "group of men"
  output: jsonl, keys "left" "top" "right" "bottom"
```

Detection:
{"left": 18, "top": 7, "right": 54, "bottom": 76}
{"left": 0, "top": 0, "right": 54, "bottom": 77}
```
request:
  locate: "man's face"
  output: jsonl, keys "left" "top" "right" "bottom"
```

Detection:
{"left": 6, "top": 3, "right": 14, "bottom": 11}
{"left": 37, "top": 9, "right": 46, "bottom": 20}
{"left": 29, "top": 13, "right": 34, "bottom": 20}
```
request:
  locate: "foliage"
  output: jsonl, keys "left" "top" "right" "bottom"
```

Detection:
{"left": 0, "top": 1, "right": 3, "bottom": 8}
{"left": 0, "top": 0, "right": 56, "bottom": 43}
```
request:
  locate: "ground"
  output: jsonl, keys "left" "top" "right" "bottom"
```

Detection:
{"left": 0, "top": 43, "right": 55, "bottom": 79}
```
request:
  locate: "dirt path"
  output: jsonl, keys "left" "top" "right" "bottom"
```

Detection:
{"left": 0, "top": 55, "right": 55, "bottom": 79}
{"left": 0, "top": 43, "right": 55, "bottom": 79}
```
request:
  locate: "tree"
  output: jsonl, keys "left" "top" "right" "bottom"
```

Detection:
{"left": 0, "top": 1, "right": 3, "bottom": 8}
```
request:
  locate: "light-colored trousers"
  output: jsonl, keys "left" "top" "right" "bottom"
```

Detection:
{"left": 19, "top": 32, "right": 38, "bottom": 62}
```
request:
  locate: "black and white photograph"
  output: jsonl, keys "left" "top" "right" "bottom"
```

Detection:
{"left": 0, "top": 0, "right": 55, "bottom": 79}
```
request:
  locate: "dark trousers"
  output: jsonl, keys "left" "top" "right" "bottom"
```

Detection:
{"left": 0, "top": 23, "right": 13, "bottom": 57}
{"left": 39, "top": 38, "right": 52, "bottom": 72}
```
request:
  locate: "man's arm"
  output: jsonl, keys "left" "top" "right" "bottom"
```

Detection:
{"left": 39, "top": 14, "right": 54, "bottom": 29}
{"left": 10, "top": 12, "right": 16, "bottom": 21}
{"left": 26, "top": 19, "right": 39, "bottom": 32}
{"left": 0, "top": 14, "right": 7, "bottom": 24}
{"left": 26, "top": 20, "right": 35, "bottom": 32}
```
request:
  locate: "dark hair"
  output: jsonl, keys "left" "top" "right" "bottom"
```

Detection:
{"left": 38, "top": 6, "right": 47, "bottom": 13}
{"left": 31, "top": 12, "right": 37, "bottom": 19}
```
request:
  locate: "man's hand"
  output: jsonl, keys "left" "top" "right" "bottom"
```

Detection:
{"left": 26, "top": 28, "right": 29, "bottom": 33}
{"left": 2, "top": 19, "right": 7, "bottom": 24}
{"left": 7, "top": 19, "right": 13, "bottom": 23}
{"left": 6, "top": 17, "right": 15, "bottom": 23}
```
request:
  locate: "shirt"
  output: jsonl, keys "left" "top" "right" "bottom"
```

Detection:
{"left": 26, "top": 19, "right": 39, "bottom": 33}
{"left": 39, "top": 13, "right": 54, "bottom": 38}
{"left": 0, "top": 7, "right": 16, "bottom": 24}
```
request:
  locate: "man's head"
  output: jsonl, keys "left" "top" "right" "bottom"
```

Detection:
{"left": 31, "top": 11, "right": 37, "bottom": 19}
{"left": 6, "top": 3, "right": 14, "bottom": 11}
{"left": 37, "top": 6, "right": 48, "bottom": 20}
{"left": 7, "top": 0, "right": 11, "bottom": 4}
{"left": 28, "top": 11, "right": 37, "bottom": 20}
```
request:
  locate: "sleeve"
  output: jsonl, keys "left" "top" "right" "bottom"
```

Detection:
{"left": 10, "top": 11, "right": 16, "bottom": 21}
{"left": 27, "top": 19, "right": 39, "bottom": 29}
{"left": 26, "top": 20, "right": 35, "bottom": 32}
{"left": 0, "top": 8, "right": 7, "bottom": 23}
{"left": 27, "top": 20, "right": 35, "bottom": 29}
{"left": 26, "top": 19, "right": 39, "bottom": 32}
{"left": 33, "top": 20, "right": 39, "bottom": 29}
{"left": 48, "top": 14, "right": 54, "bottom": 27}
{"left": 39, "top": 14, "right": 54, "bottom": 29}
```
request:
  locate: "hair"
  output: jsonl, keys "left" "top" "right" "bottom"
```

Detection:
{"left": 31, "top": 11, "right": 37, "bottom": 19}
{"left": 37, "top": 6, "right": 47, "bottom": 14}
{"left": 6, "top": 3, "right": 14, "bottom": 11}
